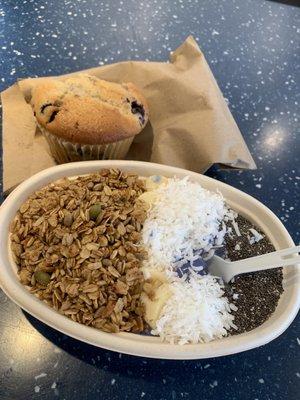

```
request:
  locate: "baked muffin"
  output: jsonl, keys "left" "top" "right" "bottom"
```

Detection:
{"left": 31, "top": 74, "right": 149, "bottom": 163}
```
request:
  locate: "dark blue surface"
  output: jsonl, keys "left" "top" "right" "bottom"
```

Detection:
{"left": 0, "top": 1, "right": 299, "bottom": 399}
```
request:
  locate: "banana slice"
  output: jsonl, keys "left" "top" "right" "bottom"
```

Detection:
{"left": 145, "top": 175, "right": 168, "bottom": 191}
{"left": 138, "top": 191, "right": 159, "bottom": 210}
{"left": 139, "top": 175, "right": 169, "bottom": 210}
{"left": 141, "top": 271, "right": 173, "bottom": 329}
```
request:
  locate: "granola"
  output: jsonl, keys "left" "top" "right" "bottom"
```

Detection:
{"left": 10, "top": 169, "right": 147, "bottom": 333}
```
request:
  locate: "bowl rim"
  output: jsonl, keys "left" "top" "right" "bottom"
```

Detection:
{"left": 0, "top": 160, "right": 299, "bottom": 360}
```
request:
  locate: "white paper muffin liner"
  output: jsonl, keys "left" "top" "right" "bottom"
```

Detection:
{"left": 39, "top": 126, "right": 134, "bottom": 164}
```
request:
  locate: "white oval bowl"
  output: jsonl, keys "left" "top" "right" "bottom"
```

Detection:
{"left": 0, "top": 160, "right": 299, "bottom": 360}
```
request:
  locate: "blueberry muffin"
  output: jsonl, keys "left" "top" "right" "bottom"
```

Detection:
{"left": 31, "top": 74, "right": 149, "bottom": 163}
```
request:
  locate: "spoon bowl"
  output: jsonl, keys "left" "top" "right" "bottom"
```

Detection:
{"left": 208, "top": 246, "right": 300, "bottom": 283}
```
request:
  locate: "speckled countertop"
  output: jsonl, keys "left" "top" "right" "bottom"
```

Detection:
{"left": 0, "top": 0, "right": 299, "bottom": 399}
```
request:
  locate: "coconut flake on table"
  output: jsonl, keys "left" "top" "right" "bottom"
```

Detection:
{"left": 152, "top": 273, "right": 237, "bottom": 345}
{"left": 141, "top": 177, "right": 233, "bottom": 276}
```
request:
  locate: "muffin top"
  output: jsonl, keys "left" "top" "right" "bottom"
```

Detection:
{"left": 31, "top": 74, "right": 149, "bottom": 144}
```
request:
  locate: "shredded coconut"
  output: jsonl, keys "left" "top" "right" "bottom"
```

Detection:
{"left": 142, "top": 177, "right": 230, "bottom": 275}
{"left": 249, "top": 228, "right": 264, "bottom": 243}
{"left": 141, "top": 177, "right": 237, "bottom": 344}
{"left": 34, "top": 372, "right": 47, "bottom": 380}
{"left": 231, "top": 220, "right": 241, "bottom": 236}
{"left": 34, "top": 386, "right": 40, "bottom": 393}
{"left": 152, "top": 273, "right": 236, "bottom": 344}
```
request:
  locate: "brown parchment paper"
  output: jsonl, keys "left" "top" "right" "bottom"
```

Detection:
{"left": 1, "top": 36, "right": 256, "bottom": 192}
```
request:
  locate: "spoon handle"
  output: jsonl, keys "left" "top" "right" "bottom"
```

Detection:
{"left": 230, "top": 245, "right": 300, "bottom": 276}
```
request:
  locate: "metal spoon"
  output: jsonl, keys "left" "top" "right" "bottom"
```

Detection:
{"left": 208, "top": 245, "right": 300, "bottom": 283}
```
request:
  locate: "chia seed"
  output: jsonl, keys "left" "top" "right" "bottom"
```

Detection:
{"left": 224, "top": 214, "right": 283, "bottom": 335}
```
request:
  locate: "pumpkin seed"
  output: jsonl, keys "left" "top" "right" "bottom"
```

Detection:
{"left": 89, "top": 203, "right": 102, "bottom": 220}
{"left": 34, "top": 270, "right": 50, "bottom": 286}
